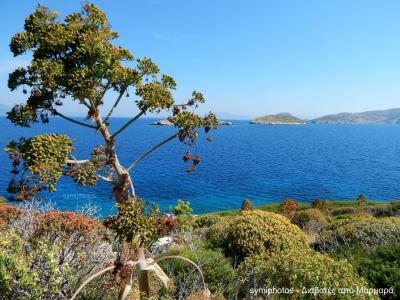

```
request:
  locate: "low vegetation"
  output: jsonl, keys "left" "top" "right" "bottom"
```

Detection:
{"left": 1, "top": 196, "right": 399, "bottom": 299}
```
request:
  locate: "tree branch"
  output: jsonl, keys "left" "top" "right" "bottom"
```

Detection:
{"left": 126, "top": 133, "right": 177, "bottom": 171}
{"left": 66, "top": 159, "right": 89, "bottom": 165}
{"left": 103, "top": 86, "right": 127, "bottom": 124}
{"left": 54, "top": 110, "right": 98, "bottom": 129}
{"left": 96, "top": 174, "right": 115, "bottom": 184}
{"left": 111, "top": 110, "right": 145, "bottom": 139}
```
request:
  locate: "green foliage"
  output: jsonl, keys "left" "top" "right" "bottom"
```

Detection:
{"left": 159, "top": 247, "right": 237, "bottom": 299}
{"left": 312, "top": 198, "right": 332, "bottom": 211}
{"left": 106, "top": 197, "right": 159, "bottom": 247}
{"left": 173, "top": 199, "right": 193, "bottom": 216}
{"left": 0, "top": 230, "right": 44, "bottom": 299}
{"left": 6, "top": 2, "right": 217, "bottom": 204}
{"left": 316, "top": 215, "right": 400, "bottom": 252}
{"left": 5, "top": 134, "right": 73, "bottom": 200}
{"left": 0, "top": 206, "right": 116, "bottom": 299}
{"left": 172, "top": 199, "right": 194, "bottom": 231}
{"left": 356, "top": 244, "right": 400, "bottom": 300}
{"left": 357, "top": 194, "right": 367, "bottom": 206}
{"left": 64, "top": 161, "right": 98, "bottom": 187}
{"left": 208, "top": 210, "right": 309, "bottom": 263}
{"left": 331, "top": 206, "right": 360, "bottom": 216}
{"left": 292, "top": 208, "right": 328, "bottom": 230}
{"left": 239, "top": 249, "right": 377, "bottom": 300}
{"left": 240, "top": 199, "right": 254, "bottom": 211}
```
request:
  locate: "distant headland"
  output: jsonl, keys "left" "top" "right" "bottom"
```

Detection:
{"left": 312, "top": 108, "right": 400, "bottom": 124}
{"left": 250, "top": 108, "right": 400, "bottom": 125}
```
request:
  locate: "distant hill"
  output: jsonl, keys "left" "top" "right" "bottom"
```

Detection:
{"left": 313, "top": 108, "right": 400, "bottom": 124}
{"left": 250, "top": 113, "right": 305, "bottom": 125}
{"left": 0, "top": 104, "right": 10, "bottom": 116}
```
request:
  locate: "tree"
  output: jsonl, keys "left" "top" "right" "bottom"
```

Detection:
{"left": 4, "top": 3, "right": 217, "bottom": 298}
{"left": 240, "top": 199, "right": 254, "bottom": 211}
{"left": 172, "top": 199, "right": 194, "bottom": 231}
{"left": 357, "top": 194, "right": 367, "bottom": 206}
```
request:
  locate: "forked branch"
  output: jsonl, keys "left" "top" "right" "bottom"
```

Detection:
{"left": 111, "top": 110, "right": 145, "bottom": 138}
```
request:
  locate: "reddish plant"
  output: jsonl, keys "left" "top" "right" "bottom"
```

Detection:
{"left": 156, "top": 215, "right": 177, "bottom": 235}
{"left": 0, "top": 203, "right": 21, "bottom": 225}
{"left": 35, "top": 210, "right": 102, "bottom": 236}
{"left": 279, "top": 199, "right": 300, "bottom": 219}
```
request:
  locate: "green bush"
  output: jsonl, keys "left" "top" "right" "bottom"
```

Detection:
{"left": 238, "top": 249, "right": 377, "bottom": 299}
{"left": 172, "top": 199, "right": 194, "bottom": 231}
{"left": 357, "top": 194, "right": 367, "bottom": 206}
{"left": 158, "top": 247, "right": 237, "bottom": 299}
{"left": 0, "top": 207, "right": 116, "bottom": 299}
{"left": 316, "top": 215, "right": 400, "bottom": 252}
{"left": 292, "top": 208, "right": 328, "bottom": 230}
{"left": 207, "top": 210, "right": 309, "bottom": 262}
{"left": 194, "top": 214, "right": 223, "bottom": 228}
{"left": 311, "top": 198, "right": 332, "bottom": 211}
{"left": 0, "top": 229, "right": 43, "bottom": 299}
{"left": 331, "top": 206, "right": 360, "bottom": 216}
{"left": 355, "top": 243, "right": 400, "bottom": 300}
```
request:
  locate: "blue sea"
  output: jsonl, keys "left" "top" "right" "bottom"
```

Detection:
{"left": 1, "top": 116, "right": 400, "bottom": 215}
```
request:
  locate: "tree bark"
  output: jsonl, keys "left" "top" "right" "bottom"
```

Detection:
{"left": 92, "top": 109, "right": 150, "bottom": 298}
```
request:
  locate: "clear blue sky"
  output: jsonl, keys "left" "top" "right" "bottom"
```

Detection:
{"left": 1, "top": 0, "right": 400, "bottom": 119}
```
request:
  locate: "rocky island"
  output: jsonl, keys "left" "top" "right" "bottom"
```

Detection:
{"left": 149, "top": 119, "right": 174, "bottom": 126}
{"left": 250, "top": 113, "right": 305, "bottom": 125}
{"left": 150, "top": 119, "right": 235, "bottom": 126}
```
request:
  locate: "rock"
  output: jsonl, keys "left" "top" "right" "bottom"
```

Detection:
{"left": 150, "top": 236, "right": 173, "bottom": 256}
{"left": 219, "top": 121, "right": 235, "bottom": 126}
{"left": 150, "top": 119, "right": 174, "bottom": 126}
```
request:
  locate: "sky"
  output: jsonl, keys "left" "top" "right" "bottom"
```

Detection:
{"left": 1, "top": 0, "right": 400, "bottom": 119}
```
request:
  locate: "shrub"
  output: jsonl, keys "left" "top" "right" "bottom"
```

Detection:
{"left": 316, "top": 215, "right": 400, "bottom": 252}
{"left": 368, "top": 205, "right": 396, "bottom": 217}
{"left": 207, "top": 210, "right": 309, "bottom": 263}
{"left": 331, "top": 206, "right": 359, "bottom": 216}
{"left": 172, "top": 199, "right": 194, "bottom": 231}
{"left": 292, "top": 208, "right": 327, "bottom": 231}
{"left": 356, "top": 243, "right": 400, "bottom": 300}
{"left": 241, "top": 199, "right": 254, "bottom": 211}
{"left": 279, "top": 198, "right": 299, "bottom": 219}
{"left": 0, "top": 203, "right": 21, "bottom": 226}
{"left": 158, "top": 247, "right": 237, "bottom": 299}
{"left": 156, "top": 215, "right": 177, "bottom": 235}
{"left": 36, "top": 210, "right": 101, "bottom": 236}
{"left": 0, "top": 229, "right": 43, "bottom": 299}
{"left": 0, "top": 205, "right": 116, "bottom": 299}
{"left": 194, "top": 214, "right": 223, "bottom": 228}
{"left": 238, "top": 249, "right": 377, "bottom": 300}
{"left": 357, "top": 194, "right": 367, "bottom": 205}
{"left": 311, "top": 198, "right": 332, "bottom": 211}
{"left": 105, "top": 197, "right": 159, "bottom": 247}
